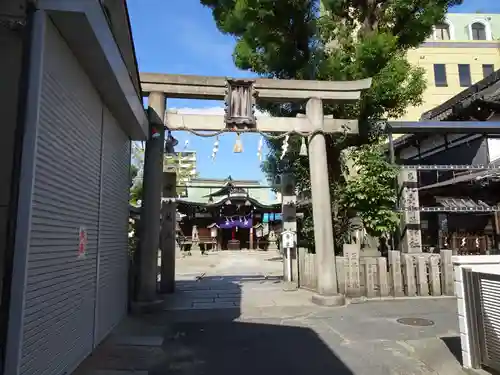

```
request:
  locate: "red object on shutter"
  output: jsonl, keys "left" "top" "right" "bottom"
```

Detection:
{"left": 78, "top": 227, "right": 88, "bottom": 257}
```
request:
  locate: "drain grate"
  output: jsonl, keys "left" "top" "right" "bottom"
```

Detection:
{"left": 396, "top": 317, "right": 435, "bottom": 327}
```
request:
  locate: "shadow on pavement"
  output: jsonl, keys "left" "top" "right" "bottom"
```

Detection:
{"left": 441, "top": 336, "right": 463, "bottom": 366}
{"left": 151, "top": 320, "right": 354, "bottom": 375}
{"left": 146, "top": 276, "right": 355, "bottom": 375}
{"left": 74, "top": 274, "right": 353, "bottom": 375}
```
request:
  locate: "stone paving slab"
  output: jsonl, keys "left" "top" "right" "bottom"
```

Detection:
{"left": 87, "top": 371, "right": 148, "bottom": 375}
{"left": 401, "top": 337, "right": 467, "bottom": 374}
{"left": 76, "top": 252, "right": 466, "bottom": 375}
{"left": 192, "top": 301, "right": 238, "bottom": 309}
{"left": 111, "top": 335, "right": 164, "bottom": 347}
{"left": 76, "top": 298, "right": 464, "bottom": 375}
{"left": 215, "top": 296, "right": 240, "bottom": 303}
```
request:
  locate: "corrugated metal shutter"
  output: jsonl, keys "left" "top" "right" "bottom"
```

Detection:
{"left": 479, "top": 273, "right": 500, "bottom": 372}
{"left": 19, "top": 20, "right": 102, "bottom": 375}
{"left": 95, "top": 107, "right": 131, "bottom": 344}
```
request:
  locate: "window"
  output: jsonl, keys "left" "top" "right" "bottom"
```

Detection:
{"left": 483, "top": 64, "right": 495, "bottom": 78}
{"left": 434, "top": 64, "right": 448, "bottom": 87}
{"left": 458, "top": 64, "right": 472, "bottom": 87}
{"left": 471, "top": 22, "right": 487, "bottom": 40}
{"left": 435, "top": 24, "right": 450, "bottom": 40}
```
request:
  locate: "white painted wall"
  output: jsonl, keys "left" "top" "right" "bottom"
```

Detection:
{"left": 452, "top": 255, "right": 500, "bottom": 369}
{"left": 487, "top": 138, "right": 500, "bottom": 163}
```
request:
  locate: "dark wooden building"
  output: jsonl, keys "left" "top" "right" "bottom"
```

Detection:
{"left": 393, "top": 68, "right": 500, "bottom": 254}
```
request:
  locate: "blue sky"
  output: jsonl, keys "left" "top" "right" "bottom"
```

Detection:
{"left": 127, "top": 0, "right": 500, "bottom": 181}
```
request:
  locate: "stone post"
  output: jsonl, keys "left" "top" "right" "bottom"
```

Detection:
{"left": 388, "top": 250, "right": 404, "bottom": 297}
{"left": 364, "top": 257, "right": 377, "bottom": 298}
{"left": 343, "top": 243, "right": 361, "bottom": 297}
{"left": 398, "top": 169, "right": 423, "bottom": 253}
{"left": 306, "top": 98, "right": 343, "bottom": 306}
{"left": 440, "top": 249, "right": 454, "bottom": 295}
{"left": 136, "top": 92, "right": 165, "bottom": 302}
{"left": 429, "top": 255, "right": 442, "bottom": 296}
{"left": 377, "top": 257, "right": 389, "bottom": 297}
{"left": 415, "top": 256, "right": 429, "bottom": 296}
{"left": 281, "top": 172, "right": 296, "bottom": 282}
{"left": 159, "top": 171, "right": 177, "bottom": 294}
{"left": 402, "top": 254, "right": 416, "bottom": 296}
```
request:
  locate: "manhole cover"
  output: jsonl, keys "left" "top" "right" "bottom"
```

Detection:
{"left": 396, "top": 317, "right": 435, "bottom": 327}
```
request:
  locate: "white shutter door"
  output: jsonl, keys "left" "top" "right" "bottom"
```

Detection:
{"left": 95, "top": 107, "right": 131, "bottom": 344}
{"left": 19, "top": 19, "right": 102, "bottom": 375}
{"left": 479, "top": 273, "right": 500, "bottom": 372}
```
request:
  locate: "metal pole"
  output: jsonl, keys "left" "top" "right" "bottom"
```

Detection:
{"left": 159, "top": 171, "right": 177, "bottom": 294}
{"left": 281, "top": 172, "right": 296, "bottom": 280}
{"left": 136, "top": 92, "right": 165, "bottom": 302}
{"left": 286, "top": 247, "right": 292, "bottom": 282}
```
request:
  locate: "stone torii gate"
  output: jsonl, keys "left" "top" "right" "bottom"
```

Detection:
{"left": 137, "top": 73, "right": 372, "bottom": 306}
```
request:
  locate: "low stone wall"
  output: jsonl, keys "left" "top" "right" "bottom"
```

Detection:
{"left": 296, "top": 245, "right": 455, "bottom": 298}
{"left": 452, "top": 255, "right": 500, "bottom": 369}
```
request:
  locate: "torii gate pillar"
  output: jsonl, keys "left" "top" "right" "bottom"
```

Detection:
{"left": 140, "top": 72, "right": 372, "bottom": 306}
{"left": 136, "top": 92, "right": 165, "bottom": 303}
{"left": 307, "top": 98, "right": 344, "bottom": 306}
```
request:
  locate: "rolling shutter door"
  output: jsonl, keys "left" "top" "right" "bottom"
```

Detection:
{"left": 19, "top": 19, "right": 102, "bottom": 375}
{"left": 95, "top": 107, "right": 131, "bottom": 344}
{"left": 479, "top": 273, "right": 500, "bottom": 372}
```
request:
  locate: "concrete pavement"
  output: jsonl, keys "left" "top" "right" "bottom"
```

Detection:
{"left": 74, "top": 251, "right": 467, "bottom": 375}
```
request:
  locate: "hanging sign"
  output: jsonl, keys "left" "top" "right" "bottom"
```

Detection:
{"left": 78, "top": 226, "right": 88, "bottom": 258}
{"left": 281, "top": 230, "right": 296, "bottom": 249}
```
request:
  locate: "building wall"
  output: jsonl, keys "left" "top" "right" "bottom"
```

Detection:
{"left": 165, "top": 151, "right": 197, "bottom": 184}
{"left": 443, "top": 13, "right": 500, "bottom": 40}
{"left": 400, "top": 13, "right": 500, "bottom": 121}
{"left": 5, "top": 12, "right": 132, "bottom": 375}
{"left": 452, "top": 256, "right": 500, "bottom": 370}
{"left": 0, "top": 1, "right": 29, "bottom": 360}
{"left": 403, "top": 46, "right": 500, "bottom": 120}
{"left": 396, "top": 134, "right": 489, "bottom": 187}
{"left": 487, "top": 114, "right": 500, "bottom": 163}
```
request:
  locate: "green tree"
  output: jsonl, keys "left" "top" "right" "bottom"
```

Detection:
{"left": 341, "top": 142, "right": 400, "bottom": 238}
{"left": 200, "top": 0, "right": 462, "bottom": 249}
{"left": 130, "top": 142, "right": 145, "bottom": 205}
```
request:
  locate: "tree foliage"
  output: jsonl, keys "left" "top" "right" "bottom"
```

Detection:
{"left": 341, "top": 141, "right": 399, "bottom": 237}
{"left": 200, "top": 0, "right": 462, "bottom": 247}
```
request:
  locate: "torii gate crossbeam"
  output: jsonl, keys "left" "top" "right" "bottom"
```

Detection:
{"left": 136, "top": 73, "right": 372, "bottom": 307}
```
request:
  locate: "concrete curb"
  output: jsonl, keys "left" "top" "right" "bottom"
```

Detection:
{"left": 347, "top": 295, "right": 456, "bottom": 304}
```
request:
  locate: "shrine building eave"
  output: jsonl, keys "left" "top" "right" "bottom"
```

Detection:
{"left": 173, "top": 196, "right": 280, "bottom": 210}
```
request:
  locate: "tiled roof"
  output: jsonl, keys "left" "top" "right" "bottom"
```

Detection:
{"left": 421, "top": 68, "right": 500, "bottom": 121}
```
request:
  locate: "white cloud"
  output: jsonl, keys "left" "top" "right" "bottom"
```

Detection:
{"left": 169, "top": 106, "right": 269, "bottom": 117}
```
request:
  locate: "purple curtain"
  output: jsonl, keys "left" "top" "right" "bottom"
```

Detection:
{"left": 217, "top": 215, "right": 253, "bottom": 229}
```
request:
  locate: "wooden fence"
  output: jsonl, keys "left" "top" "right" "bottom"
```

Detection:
{"left": 296, "top": 245, "right": 455, "bottom": 298}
